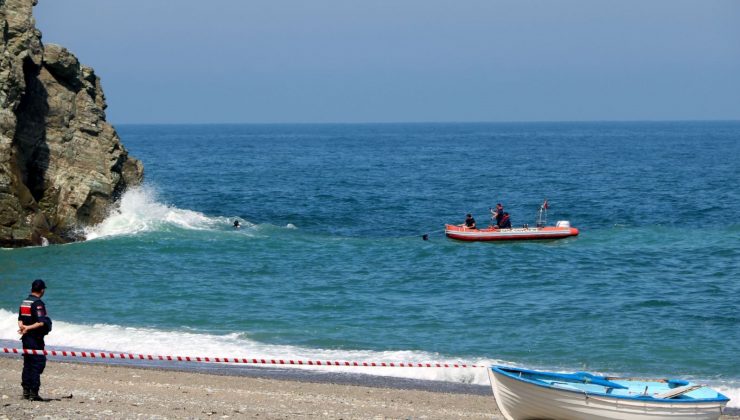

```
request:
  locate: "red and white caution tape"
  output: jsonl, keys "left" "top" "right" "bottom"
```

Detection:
{"left": 2, "top": 348, "right": 482, "bottom": 368}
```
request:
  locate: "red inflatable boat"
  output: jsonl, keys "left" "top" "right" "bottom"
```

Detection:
{"left": 445, "top": 221, "right": 579, "bottom": 242}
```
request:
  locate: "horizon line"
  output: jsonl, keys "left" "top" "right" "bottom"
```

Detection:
{"left": 111, "top": 118, "right": 740, "bottom": 126}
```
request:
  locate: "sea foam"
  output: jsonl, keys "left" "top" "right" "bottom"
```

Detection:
{"left": 1, "top": 309, "right": 737, "bottom": 406}
{"left": 83, "top": 186, "right": 252, "bottom": 240}
{"left": 0, "top": 309, "right": 491, "bottom": 385}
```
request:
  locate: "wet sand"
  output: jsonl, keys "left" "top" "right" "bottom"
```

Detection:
{"left": 0, "top": 356, "right": 499, "bottom": 419}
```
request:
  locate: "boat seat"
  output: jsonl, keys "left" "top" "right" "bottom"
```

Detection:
{"left": 550, "top": 381, "right": 582, "bottom": 391}
{"left": 654, "top": 384, "right": 703, "bottom": 399}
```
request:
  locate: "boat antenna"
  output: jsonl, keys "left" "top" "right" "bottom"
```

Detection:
{"left": 536, "top": 199, "right": 548, "bottom": 227}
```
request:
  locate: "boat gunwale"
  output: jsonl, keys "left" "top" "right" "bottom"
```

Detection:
{"left": 444, "top": 224, "right": 573, "bottom": 233}
{"left": 491, "top": 366, "right": 730, "bottom": 404}
{"left": 444, "top": 224, "right": 579, "bottom": 241}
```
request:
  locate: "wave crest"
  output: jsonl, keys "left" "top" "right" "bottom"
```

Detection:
{"left": 83, "top": 186, "right": 250, "bottom": 240}
{"left": 1, "top": 308, "right": 737, "bottom": 404}
{"left": 0, "top": 309, "right": 492, "bottom": 385}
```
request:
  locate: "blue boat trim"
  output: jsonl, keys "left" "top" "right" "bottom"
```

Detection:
{"left": 492, "top": 366, "right": 730, "bottom": 404}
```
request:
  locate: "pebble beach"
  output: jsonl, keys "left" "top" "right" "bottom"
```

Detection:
{"left": 2, "top": 358, "right": 737, "bottom": 419}
{"left": 0, "top": 357, "right": 500, "bottom": 419}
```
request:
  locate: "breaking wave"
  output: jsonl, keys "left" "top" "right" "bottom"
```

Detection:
{"left": 1, "top": 309, "right": 737, "bottom": 406}
{"left": 0, "top": 309, "right": 492, "bottom": 386}
{"left": 83, "top": 186, "right": 253, "bottom": 240}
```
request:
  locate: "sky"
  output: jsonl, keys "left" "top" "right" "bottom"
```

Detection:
{"left": 35, "top": 0, "right": 740, "bottom": 124}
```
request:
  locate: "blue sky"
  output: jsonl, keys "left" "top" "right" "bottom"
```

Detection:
{"left": 36, "top": 0, "right": 740, "bottom": 124}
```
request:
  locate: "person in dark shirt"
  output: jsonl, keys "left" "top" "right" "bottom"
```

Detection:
{"left": 463, "top": 214, "right": 477, "bottom": 229}
{"left": 233, "top": 220, "right": 241, "bottom": 229}
{"left": 490, "top": 203, "right": 504, "bottom": 226}
{"left": 17, "top": 279, "right": 52, "bottom": 401}
{"left": 498, "top": 212, "right": 512, "bottom": 229}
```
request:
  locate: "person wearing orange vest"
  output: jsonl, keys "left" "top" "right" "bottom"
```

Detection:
{"left": 498, "top": 212, "right": 512, "bottom": 229}
{"left": 17, "top": 279, "right": 52, "bottom": 401}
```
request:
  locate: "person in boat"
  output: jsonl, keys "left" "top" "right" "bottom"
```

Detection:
{"left": 497, "top": 212, "right": 512, "bottom": 229}
{"left": 490, "top": 203, "right": 504, "bottom": 226}
{"left": 463, "top": 214, "right": 477, "bottom": 229}
{"left": 233, "top": 220, "right": 241, "bottom": 229}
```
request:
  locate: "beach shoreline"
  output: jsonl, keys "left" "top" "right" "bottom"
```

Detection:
{"left": 2, "top": 357, "right": 739, "bottom": 419}
{"left": 0, "top": 356, "right": 500, "bottom": 419}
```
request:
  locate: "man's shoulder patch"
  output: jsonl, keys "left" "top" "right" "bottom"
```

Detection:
{"left": 19, "top": 300, "right": 33, "bottom": 317}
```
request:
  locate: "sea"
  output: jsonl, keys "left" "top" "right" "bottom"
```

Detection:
{"left": 1, "top": 121, "right": 738, "bottom": 405}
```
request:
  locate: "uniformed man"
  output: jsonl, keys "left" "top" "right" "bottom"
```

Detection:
{"left": 17, "top": 279, "right": 52, "bottom": 401}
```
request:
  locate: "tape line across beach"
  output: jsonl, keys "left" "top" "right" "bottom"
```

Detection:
{"left": 2, "top": 347, "right": 482, "bottom": 369}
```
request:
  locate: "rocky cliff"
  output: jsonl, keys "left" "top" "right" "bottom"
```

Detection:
{"left": 0, "top": 0, "right": 143, "bottom": 247}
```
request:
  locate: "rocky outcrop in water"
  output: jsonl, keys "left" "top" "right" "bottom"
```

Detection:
{"left": 0, "top": 0, "right": 143, "bottom": 247}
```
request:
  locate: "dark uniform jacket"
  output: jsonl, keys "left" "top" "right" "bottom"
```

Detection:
{"left": 493, "top": 209, "right": 504, "bottom": 225}
{"left": 498, "top": 215, "right": 512, "bottom": 229}
{"left": 18, "top": 295, "right": 52, "bottom": 339}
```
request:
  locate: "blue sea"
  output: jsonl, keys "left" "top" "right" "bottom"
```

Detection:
{"left": 1, "top": 121, "right": 739, "bottom": 404}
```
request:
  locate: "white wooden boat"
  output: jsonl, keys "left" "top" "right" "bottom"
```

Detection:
{"left": 488, "top": 366, "right": 730, "bottom": 420}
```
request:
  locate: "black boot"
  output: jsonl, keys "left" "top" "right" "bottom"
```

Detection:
{"left": 22, "top": 387, "right": 30, "bottom": 399}
{"left": 28, "top": 388, "right": 48, "bottom": 402}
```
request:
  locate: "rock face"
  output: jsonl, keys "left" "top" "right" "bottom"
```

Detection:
{"left": 0, "top": 0, "right": 143, "bottom": 247}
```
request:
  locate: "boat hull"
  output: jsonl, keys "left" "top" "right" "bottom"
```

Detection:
{"left": 488, "top": 367, "right": 728, "bottom": 420}
{"left": 445, "top": 224, "right": 579, "bottom": 241}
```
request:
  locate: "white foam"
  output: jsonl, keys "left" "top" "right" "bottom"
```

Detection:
{"left": 717, "top": 385, "right": 740, "bottom": 409}
{"left": 83, "top": 186, "right": 252, "bottom": 240}
{"left": 1, "top": 309, "right": 736, "bottom": 406}
{"left": 0, "top": 309, "right": 493, "bottom": 385}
